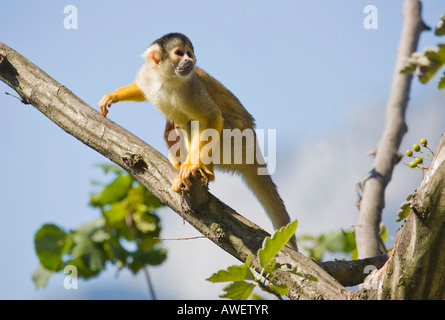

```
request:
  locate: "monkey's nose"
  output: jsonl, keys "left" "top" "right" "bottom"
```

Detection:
{"left": 177, "top": 61, "right": 193, "bottom": 76}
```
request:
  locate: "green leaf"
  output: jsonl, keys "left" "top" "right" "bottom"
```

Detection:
{"left": 323, "top": 230, "right": 356, "bottom": 253}
{"left": 258, "top": 219, "right": 298, "bottom": 268}
{"left": 400, "top": 59, "right": 417, "bottom": 74}
{"left": 323, "top": 231, "right": 348, "bottom": 252}
{"left": 436, "top": 16, "right": 445, "bottom": 36}
{"left": 207, "top": 255, "right": 254, "bottom": 283}
{"left": 207, "top": 267, "right": 255, "bottom": 283}
{"left": 302, "top": 242, "right": 324, "bottom": 262}
{"left": 351, "top": 248, "right": 358, "bottom": 260}
{"left": 439, "top": 73, "right": 445, "bottom": 89}
{"left": 129, "top": 184, "right": 164, "bottom": 213}
{"left": 76, "top": 218, "right": 106, "bottom": 238}
{"left": 342, "top": 230, "right": 357, "bottom": 252}
{"left": 103, "top": 201, "right": 129, "bottom": 225}
{"left": 34, "top": 224, "right": 70, "bottom": 272}
{"left": 138, "top": 235, "right": 160, "bottom": 251}
{"left": 67, "top": 256, "right": 102, "bottom": 278}
{"left": 103, "top": 235, "right": 130, "bottom": 263}
{"left": 220, "top": 281, "right": 256, "bottom": 300}
{"left": 418, "top": 46, "right": 445, "bottom": 84}
{"left": 32, "top": 265, "right": 53, "bottom": 288}
{"left": 298, "top": 229, "right": 357, "bottom": 261}
{"left": 401, "top": 45, "right": 445, "bottom": 87}
{"left": 263, "top": 260, "right": 278, "bottom": 274}
{"left": 129, "top": 248, "right": 168, "bottom": 273}
{"left": 90, "top": 174, "right": 134, "bottom": 207}
{"left": 71, "top": 233, "right": 106, "bottom": 272}
{"left": 139, "top": 248, "right": 167, "bottom": 266}
{"left": 90, "top": 228, "right": 110, "bottom": 243}
{"left": 269, "top": 283, "right": 289, "bottom": 296}
{"left": 76, "top": 218, "right": 110, "bottom": 244}
{"left": 132, "top": 211, "right": 160, "bottom": 233}
{"left": 396, "top": 201, "right": 411, "bottom": 222}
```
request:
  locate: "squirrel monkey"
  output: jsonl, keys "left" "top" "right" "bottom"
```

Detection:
{"left": 99, "top": 33, "right": 297, "bottom": 250}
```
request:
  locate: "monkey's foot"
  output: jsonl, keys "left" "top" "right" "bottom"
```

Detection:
{"left": 171, "top": 164, "right": 214, "bottom": 192}
{"left": 172, "top": 175, "right": 184, "bottom": 193}
{"left": 181, "top": 164, "right": 214, "bottom": 185}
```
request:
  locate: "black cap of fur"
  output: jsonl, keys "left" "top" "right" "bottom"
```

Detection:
{"left": 152, "top": 33, "right": 194, "bottom": 52}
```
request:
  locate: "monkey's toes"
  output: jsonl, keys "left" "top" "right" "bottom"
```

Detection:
{"left": 171, "top": 175, "right": 184, "bottom": 193}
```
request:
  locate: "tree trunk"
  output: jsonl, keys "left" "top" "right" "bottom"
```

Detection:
{"left": 373, "top": 133, "right": 445, "bottom": 299}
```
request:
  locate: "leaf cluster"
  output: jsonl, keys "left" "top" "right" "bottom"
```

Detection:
{"left": 401, "top": 14, "right": 445, "bottom": 89}
{"left": 298, "top": 230, "right": 356, "bottom": 262}
{"left": 298, "top": 225, "right": 388, "bottom": 262}
{"left": 207, "top": 220, "right": 316, "bottom": 300}
{"left": 33, "top": 164, "right": 166, "bottom": 288}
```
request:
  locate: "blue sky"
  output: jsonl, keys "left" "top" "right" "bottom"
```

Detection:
{"left": 0, "top": 1, "right": 444, "bottom": 299}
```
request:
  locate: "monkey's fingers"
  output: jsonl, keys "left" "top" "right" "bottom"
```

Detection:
{"left": 197, "top": 168, "right": 209, "bottom": 185}
{"left": 98, "top": 94, "right": 116, "bottom": 118}
{"left": 98, "top": 99, "right": 109, "bottom": 118}
{"left": 179, "top": 164, "right": 214, "bottom": 189}
{"left": 101, "top": 106, "right": 108, "bottom": 118}
{"left": 179, "top": 164, "right": 198, "bottom": 188}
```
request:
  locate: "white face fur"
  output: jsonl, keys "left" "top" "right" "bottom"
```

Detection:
{"left": 141, "top": 41, "right": 195, "bottom": 77}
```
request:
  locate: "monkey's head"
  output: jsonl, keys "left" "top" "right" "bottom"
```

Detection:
{"left": 142, "top": 33, "right": 196, "bottom": 78}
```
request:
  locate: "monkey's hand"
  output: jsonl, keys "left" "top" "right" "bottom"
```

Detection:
{"left": 171, "top": 164, "right": 215, "bottom": 192}
{"left": 98, "top": 82, "right": 146, "bottom": 118}
{"left": 98, "top": 93, "right": 119, "bottom": 118}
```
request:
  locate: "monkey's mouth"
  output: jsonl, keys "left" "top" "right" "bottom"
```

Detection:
{"left": 176, "top": 66, "right": 192, "bottom": 76}
{"left": 176, "top": 60, "right": 194, "bottom": 76}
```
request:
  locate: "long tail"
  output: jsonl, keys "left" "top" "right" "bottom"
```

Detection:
{"left": 240, "top": 165, "right": 298, "bottom": 251}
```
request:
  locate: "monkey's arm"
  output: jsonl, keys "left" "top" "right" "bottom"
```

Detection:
{"left": 98, "top": 82, "right": 146, "bottom": 117}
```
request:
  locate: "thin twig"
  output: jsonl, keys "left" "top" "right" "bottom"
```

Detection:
{"left": 153, "top": 236, "right": 208, "bottom": 241}
{"left": 4, "top": 91, "right": 28, "bottom": 104}
{"left": 142, "top": 266, "right": 157, "bottom": 300}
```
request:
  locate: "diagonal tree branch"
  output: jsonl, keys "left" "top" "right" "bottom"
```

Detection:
{"left": 355, "top": 0, "right": 426, "bottom": 259}
{"left": 0, "top": 42, "right": 352, "bottom": 300}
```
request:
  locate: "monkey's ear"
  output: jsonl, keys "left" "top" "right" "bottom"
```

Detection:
{"left": 141, "top": 44, "right": 161, "bottom": 65}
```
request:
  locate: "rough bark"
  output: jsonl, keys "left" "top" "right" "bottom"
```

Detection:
{"left": 373, "top": 132, "right": 445, "bottom": 299}
{"left": 355, "top": 0, "right": 425, "bottom": 259}
{"left": 0, "top": 42, "right": 351, "bottom": 300}
{"left": 319, "top": 253, "right": 390, "bottom": 287}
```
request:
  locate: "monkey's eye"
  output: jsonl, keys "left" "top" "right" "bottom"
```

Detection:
{"left": 175, "top": 50, "right": 184, "bottom": 57}
{"left": 187, "top": 51, "right": 193, "bottom": 59}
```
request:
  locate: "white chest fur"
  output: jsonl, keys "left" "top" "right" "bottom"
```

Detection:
{"left": 136, "top": 64, "right": 191, "bottom": 125}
